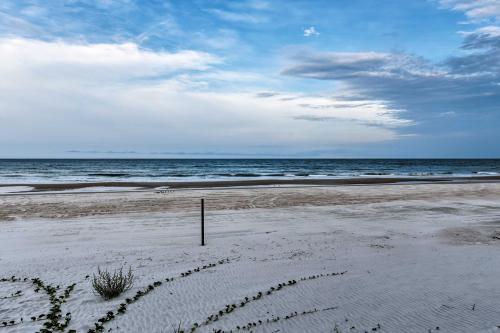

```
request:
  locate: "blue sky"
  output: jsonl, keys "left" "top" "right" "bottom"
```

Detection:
{"left": 0, "top": 0, "right": 499, "bottom": 158}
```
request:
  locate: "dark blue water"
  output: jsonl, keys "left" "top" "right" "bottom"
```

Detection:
{"left": 0, "top": 159, "right": 499, "bottom": 183}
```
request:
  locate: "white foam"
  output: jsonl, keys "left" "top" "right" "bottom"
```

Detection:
{"left": 475, "top": 171, "right": 499, "bottom": 176}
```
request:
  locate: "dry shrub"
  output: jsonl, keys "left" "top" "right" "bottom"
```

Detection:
{"left": 92, "top": 266, "right": 134, "bottom": 300}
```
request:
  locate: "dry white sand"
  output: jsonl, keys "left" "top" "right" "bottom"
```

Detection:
{"left": 1, "top": 183, "right": 500, "bottom": 333}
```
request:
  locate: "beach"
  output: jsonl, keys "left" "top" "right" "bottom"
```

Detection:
{"left": 1, "top": 181, "right": 500, "bottom": 332}
{"left": 2, "top": 0, "right": 500, "bottom": 329}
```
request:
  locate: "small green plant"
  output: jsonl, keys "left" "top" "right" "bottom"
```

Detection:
{"left": 92, "top": 266, "right": 134, "bottom": 300}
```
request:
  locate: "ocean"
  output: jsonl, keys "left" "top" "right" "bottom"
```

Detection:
{"left": 0, "top": 159, "right": 499, "bottom": 184}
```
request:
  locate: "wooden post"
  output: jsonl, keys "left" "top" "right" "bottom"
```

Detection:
{"left": 201, "top": 198, "right": 205, "bottom": 246}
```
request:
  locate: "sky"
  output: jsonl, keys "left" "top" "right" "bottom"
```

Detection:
{"left": 0, "top": 0, "right": 499, "bottom": 158}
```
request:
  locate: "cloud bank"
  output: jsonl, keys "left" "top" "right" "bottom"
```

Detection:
{"left": 283, "top": 24, "right": 500, "bottom": 118}
{"left": 0, "top": 38, "right": 407, "bottom": 157}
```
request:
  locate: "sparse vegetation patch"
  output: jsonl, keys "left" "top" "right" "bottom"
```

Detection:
{"left": 177, "top": 270, "right": 347, "bottom": 333}
{"left": 2, "top": 262, "right": 348, "bottom": 333}
{"left": 87, "top": 258, "right": 232, "bottom": 333}
{"left": 0, "top": 275, "right": 77, "bottom": 332}
{"left": 92, "top": 266, "right": 134, "bottom": 300}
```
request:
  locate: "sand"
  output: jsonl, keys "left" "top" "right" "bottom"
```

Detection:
{"left": 1, "top": 182, "right": 500, "bottom": 332}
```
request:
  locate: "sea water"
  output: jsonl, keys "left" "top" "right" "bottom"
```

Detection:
{"left": 0, "top": 159, "right": 499, "bottom": 184}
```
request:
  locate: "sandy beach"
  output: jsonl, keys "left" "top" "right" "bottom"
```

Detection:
{"left": 1, "top": 181, "right": 500, "bottom": 333}
{"left": 3, "top": 0, "right": 500, "bottom": 330}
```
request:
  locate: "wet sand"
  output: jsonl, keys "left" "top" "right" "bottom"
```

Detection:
{"left": 2, "top": 175, "right": 500, "bottom": 193}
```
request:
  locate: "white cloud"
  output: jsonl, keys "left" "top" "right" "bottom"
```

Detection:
{"left": 0, "top": 38, "right": 408, "bottom": 157}
{"left": 438, "top": 0, "right": 500, "bottom": 21}
{"left": 303, "top": 26, "right": 320, "bottom": 37}
{"left": 0, "top": 38, "right": 219, "bottom": 82}
{"left": 461, "top": 25, "right": 500, "bottom": 36}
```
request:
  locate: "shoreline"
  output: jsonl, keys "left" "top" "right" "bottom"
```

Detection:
{"left": 1, "top": 175, "right": 500, "bottom": 192}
